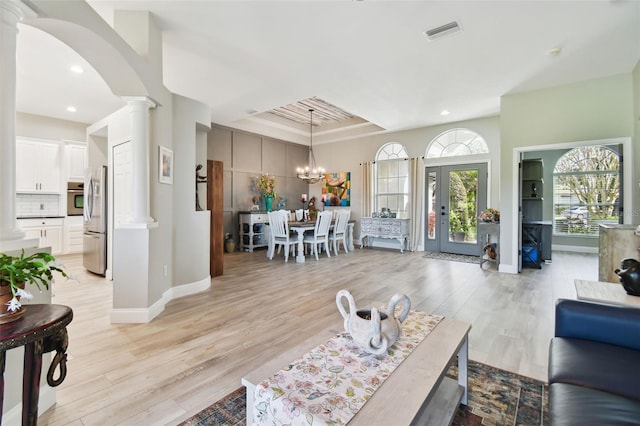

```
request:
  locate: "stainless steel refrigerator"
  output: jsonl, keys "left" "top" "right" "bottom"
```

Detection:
{"left": 83, "top": 165, "right": 107, "bottom": 275}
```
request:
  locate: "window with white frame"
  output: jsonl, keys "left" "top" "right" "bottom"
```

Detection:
{"left": 553, "top": 146, "right": 621, "bottom": 237}
{"left": 375, "top": 142, "right": 409, "bottom": 218}
{"left": 426, "top": 128, "right": 488, "bottom": 158}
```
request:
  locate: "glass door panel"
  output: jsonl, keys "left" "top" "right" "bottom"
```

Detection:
{"left": 425, "top": 163, "right": 487, "bottom": 256}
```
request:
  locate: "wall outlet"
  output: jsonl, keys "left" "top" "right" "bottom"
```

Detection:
{"left": 163, "top": 265, "right": 168, "bottom": 277}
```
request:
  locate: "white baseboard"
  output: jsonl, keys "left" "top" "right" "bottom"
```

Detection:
{"left": 110, "top": 307, "right": 157, "bottom": 323}
{"left": 360, "top": 237, "right": 406, "bottom": 252}
{"left": 166, "top": 276, "right": 211, "bottom": 299}
{"left": 3, "top": 386, "right": 56, "bottom": 425}
{"left": 110, "top": 276, "right": 211, "bottom": 323}
{"left": 552, "top": 244, "right": 599, "bottom": 254}
{"left": 499, "top": 263, "right": 518, "bottom": 274}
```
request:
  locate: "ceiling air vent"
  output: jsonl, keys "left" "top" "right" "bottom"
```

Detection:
{"left": 423, "top": 20, "right": 462, "bottom": 41}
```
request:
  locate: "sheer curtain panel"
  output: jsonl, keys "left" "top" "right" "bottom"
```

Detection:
{"left": 360, "top": 161, "right": 374, "bottom": 218}
{"left": 409, "top": 157, "right": 424, "bottom": 251}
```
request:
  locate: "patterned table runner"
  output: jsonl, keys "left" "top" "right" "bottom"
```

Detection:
{"left": 253, "top": 311, "right": 444, "bottom": 425}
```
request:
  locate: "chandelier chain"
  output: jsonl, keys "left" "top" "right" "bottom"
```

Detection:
{"left": 296, "top": 108, "right": 324, "bottom": 184}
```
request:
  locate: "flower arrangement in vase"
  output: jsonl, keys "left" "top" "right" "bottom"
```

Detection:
{"left": 0, "top": 249, "right": 68, "bottom": 323}
{"left": 478, "top": 208, "right": 500, "bottom": 223}
{"left": 257, "top": 173, "right": 277, "bottom": 211}
{"left": 257, "top": 173, "right": 277, "bottom": 198}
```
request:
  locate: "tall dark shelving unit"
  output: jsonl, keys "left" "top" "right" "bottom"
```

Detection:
{"left": 521, "top": 159, "right": 544, "bottom": 269}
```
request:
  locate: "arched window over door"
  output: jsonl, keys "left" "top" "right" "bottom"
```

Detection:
{"left": 553, "top": 145, "right": 621, "bottom": 237}
{"left": 375, "top": 142, "right": 409, "bottom": 218}
{"left": 426, "top": 128, "right": 488, "bottom": 158}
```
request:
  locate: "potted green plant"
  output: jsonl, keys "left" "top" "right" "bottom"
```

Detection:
{"left": 0, "top": 249, "right": 68, "bottom": 322}
{"left": 449, "top": 211, "right": 466, "bottom": 242}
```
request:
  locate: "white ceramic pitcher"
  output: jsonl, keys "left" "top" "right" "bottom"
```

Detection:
{"left": 336, "top": 290, "right": 411, "bottom": 355}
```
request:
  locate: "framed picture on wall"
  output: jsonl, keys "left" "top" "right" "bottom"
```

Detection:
{"left": 159, "top": 146, "right": 173, "bottom": 184}
{"left": 323, "top": 172, "right": 351, "bottom": 206}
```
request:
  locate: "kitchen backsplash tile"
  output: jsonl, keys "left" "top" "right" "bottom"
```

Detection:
{"left": 16, "top": 193, "right": 61, "bottom": 217}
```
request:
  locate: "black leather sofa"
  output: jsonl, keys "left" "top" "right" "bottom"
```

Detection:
{"left": 548, "top": 299, "right": 640, "bottom": 425}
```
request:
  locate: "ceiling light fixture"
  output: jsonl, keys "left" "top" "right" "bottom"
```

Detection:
{"left": 441, "top": 110, "right": 451, "bottom": 116}
{"left": 547, "top": 47, "right": 562, "bottom": 56}
{"left": 70, "top": 65, "right": 84, "bottom": 74}
{"left": 296, "top": 109, "right": 325, "bottom": 184}
{"left": 66, "top": 106, "right": 77, "bottom": 112}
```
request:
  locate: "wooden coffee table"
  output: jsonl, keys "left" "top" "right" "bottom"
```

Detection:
{"left": 574, "top": 279, "right": 640, "bottom": 308}
{"left": 242, "top": 317, "right": 470, "bottom": 425}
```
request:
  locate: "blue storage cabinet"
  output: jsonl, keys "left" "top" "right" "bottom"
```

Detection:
{"left": 522, "top": 223, "right": 542, "bottom": 268}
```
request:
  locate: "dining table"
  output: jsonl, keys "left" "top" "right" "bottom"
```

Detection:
{"left": 266, "top": 219, "right": 355, "bottom": 263}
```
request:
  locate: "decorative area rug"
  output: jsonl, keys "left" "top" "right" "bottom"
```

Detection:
{"left": 423, "top": 251, "right": 480, "bottom": 264}
{"left": 179, "top": 360, "right": 548, "bottom": 426}
{"left": 449, "top": 361, "right": 548, "bottom": 426}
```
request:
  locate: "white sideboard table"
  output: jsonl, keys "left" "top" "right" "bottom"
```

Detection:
{"left": 238, "top": 211, "right": 269, "bottom": 252}
{"left": 360, "top": 217, "right": 410, "bottom": 252}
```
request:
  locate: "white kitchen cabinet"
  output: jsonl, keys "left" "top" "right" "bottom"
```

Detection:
{"left": 16, "top": 139, "right": 61, "bottom": 193}
{"left": 66, "top": 143, "right": 87, "bottom": 181}
{"left": 17, "top": 218, "right": 64, "bottom": 255}
{"left": 63, "top": 216, "right": 84, "bottom": 254}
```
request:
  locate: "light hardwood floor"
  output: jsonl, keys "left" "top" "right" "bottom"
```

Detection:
{"left": 37, "top": 248, "right": 597, "bottom": 425}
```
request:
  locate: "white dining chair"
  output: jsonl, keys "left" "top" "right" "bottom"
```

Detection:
{"left": 295, "top": 209, "right": 304, "bottom": 221}
{"left": 330, "top": 209, "right": 351, "bottom": 255}
{"left": 303, "top": 210, "right": 333, "bottom": 260}
{"left": 267, "top": 210, "right": 297, "bottom": 262}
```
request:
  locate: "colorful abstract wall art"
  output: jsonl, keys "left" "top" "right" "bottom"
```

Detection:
{"left": 322, "top": 172, "right": 350, "bottom": 206}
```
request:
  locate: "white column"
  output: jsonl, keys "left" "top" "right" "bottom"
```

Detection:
{"left": 125, "top": 97, "right": 156, "bottom": 225}
{"left": 0, "top": 1, "right": 35, "bottom": 243}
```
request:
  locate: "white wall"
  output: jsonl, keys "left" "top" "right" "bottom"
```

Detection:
{"left": 16, "top": 112, "right": 87, "bottom": 142}
{"left": 313, "top": 116, "right": 502, "bottom": 244}
{"left": 147, "top": 95, "right": 174, "bottom": 304}
{"left": 633, "top": 60, "right": 640, "bottom": 223}
{"left": 171, "top": 94, "right": 211, "bottom": 288}
{"left": 500, "top": 73, "right": 635, "bottom": 272}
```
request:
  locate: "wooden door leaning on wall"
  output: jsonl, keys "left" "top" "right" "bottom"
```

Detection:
{"left": 208, "top": 160, "right": 224, "bottom": 277}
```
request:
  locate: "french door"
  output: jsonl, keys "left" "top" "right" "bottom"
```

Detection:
{"left": 424, "top": 163, "right": 487, "bottom": 256}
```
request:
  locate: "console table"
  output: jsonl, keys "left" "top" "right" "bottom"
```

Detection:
{"left": 238, "top": 211, "right": 269, "bottom": 252}
{"left": 0, "top": 304, "right": 73, "bottom": 426}
{"left": 360, "top": 217, "right": 410, "bottom": 252}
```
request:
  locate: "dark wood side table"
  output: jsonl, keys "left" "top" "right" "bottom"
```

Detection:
{"left": 0, "top": 304, "right": 73, "bottom": 426}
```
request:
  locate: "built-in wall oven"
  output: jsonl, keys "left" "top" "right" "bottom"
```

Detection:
{"left": 67, "top": 182, "right": 84, "bottom": 216}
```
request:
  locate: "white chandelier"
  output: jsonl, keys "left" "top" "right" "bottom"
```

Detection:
{"left": 296, "top": 109, "right": 325, "bottom": 184}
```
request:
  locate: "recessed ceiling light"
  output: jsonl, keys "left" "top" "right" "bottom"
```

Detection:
{"left": 67, "top": 106, "right": 77, "bottom": 112}
{"left": 441, "top": 110, "right": 451, "bottom": 116}
{"left": 547, "top": 47, "right": 562, "bottom": 56}
{"left": 70, "top": 65, "right": 84, "bottom": 74}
